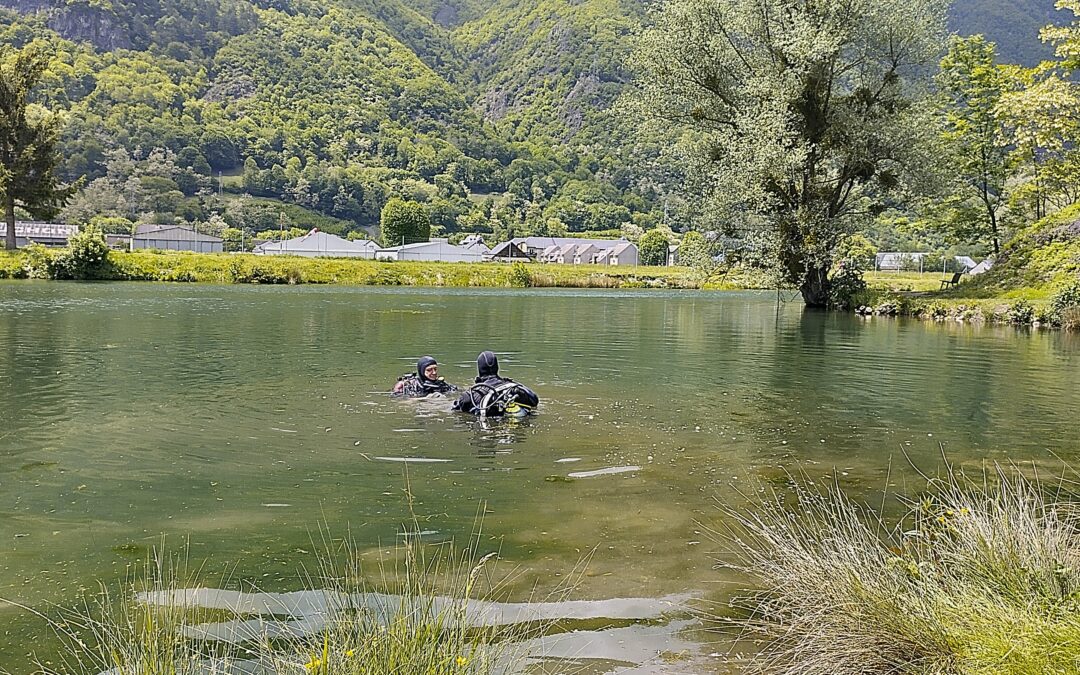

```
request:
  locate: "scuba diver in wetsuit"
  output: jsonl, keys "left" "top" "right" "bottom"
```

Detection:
{"left": 392, "top": 356, "right": 458, "bottom": 398}
{"left": 452, "top": 350, "right": 539, "bottom": 418}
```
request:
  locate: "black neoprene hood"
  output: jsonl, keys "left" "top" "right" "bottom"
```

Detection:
{"left": 476, "top": 350, "right": 499, "bottom": 378}
{"left": 416, "top": 355, "right": 438, "bottom": 382}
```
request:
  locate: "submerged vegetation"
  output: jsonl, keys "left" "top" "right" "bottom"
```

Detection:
{"left": 722, "top": 465, "right": 1080, "bottom": 675}
{"left": 31, "top": 527, "right": 531, "bottom": 675}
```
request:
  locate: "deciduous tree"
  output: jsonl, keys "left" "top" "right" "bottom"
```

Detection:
{"left": 380, "top": 198, "right": 430, "bottom": 247}
{"left": 935, "top": 35, "right": 1014, "bottom": 256}
{"left": 0, "top": 44, "right": 73, "bottom": 250}
{"left": 629, "top": 0, "right": 947, "bottom": 306}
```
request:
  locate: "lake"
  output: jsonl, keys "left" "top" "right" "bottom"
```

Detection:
{"left": 0, "top": 282, "right": 1077, "bottom": 673}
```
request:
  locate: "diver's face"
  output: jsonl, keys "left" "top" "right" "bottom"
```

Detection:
{"left": 424, "top": 364, "right": 439, "bottom": 379}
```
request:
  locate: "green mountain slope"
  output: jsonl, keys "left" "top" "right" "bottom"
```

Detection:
{"left": 948, "top": 0, "right": 1063, "bottom": 66}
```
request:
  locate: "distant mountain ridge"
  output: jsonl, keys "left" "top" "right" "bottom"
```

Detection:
{"left": 948, "top": 0, "right": 1064, "bottom": 65}
{"left": 0, "top": 0, "right": 1072, "bottom": 239}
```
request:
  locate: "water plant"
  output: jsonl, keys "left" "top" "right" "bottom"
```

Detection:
{"left": 719, "top": 464, "right": 1080, "bottom": 675}
{"left": 24, "top": 515, "right": 535, "bottom": 675}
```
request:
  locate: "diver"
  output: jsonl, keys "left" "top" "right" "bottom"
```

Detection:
{"left": 452, "top": 350, "right": 539, "bottom": 418}
{"left": 392, "top": 356, "right": 458, "bottom": 398}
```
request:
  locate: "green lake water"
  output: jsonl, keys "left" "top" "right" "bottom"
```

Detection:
{"left": 1, "top": 282, "right": 1078, "bottom": 673}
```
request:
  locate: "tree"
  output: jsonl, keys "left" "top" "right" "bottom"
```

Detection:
{"left": 0, "top": 44, "right": 73, "bottom": 250}
{"left": 677, "top": 230, "right": 714, "bottom": 269}
{"left": 639, "top": 228, "right": 670, "bottom": 266}
{"left": 380, "top": 198, "right": 430, "bottom": 247}
{"left": 629, "top": 0, "right": 946, "bottom": 306}
{"left": 936, "top": 36, "right": 1013, "bottom": 256}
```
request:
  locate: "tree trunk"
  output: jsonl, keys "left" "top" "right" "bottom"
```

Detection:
{"left": 4, "top": 197, "right": 15, "bottom": 251}
{"left": 800, "top": 264, "right": 831, "bottom": 308}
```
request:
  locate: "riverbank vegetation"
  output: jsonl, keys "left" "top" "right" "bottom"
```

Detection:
{"left": 0, "top": 244, "right": 766, "bottom": 290}
{"left": 724, "top": 465, "right": 1080, "bottom": 675}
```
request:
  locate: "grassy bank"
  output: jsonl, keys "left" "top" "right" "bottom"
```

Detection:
{"left": 724, "top": 466, "right": 1080, "bottom": 675}
{"left": 853, "top": 204, "right": 1080, "bottom": 329}
{"left": 0, "top": 248, "right": 774, "bottom": 290}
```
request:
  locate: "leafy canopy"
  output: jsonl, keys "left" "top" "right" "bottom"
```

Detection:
{"left": 629, "top": 0, "right": 947, "bottom": 305}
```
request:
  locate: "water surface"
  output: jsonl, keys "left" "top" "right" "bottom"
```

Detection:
{"left": 1, "top": 282, "right": 1077, "bottom": 672}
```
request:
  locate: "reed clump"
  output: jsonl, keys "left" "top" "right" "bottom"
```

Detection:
{"left": 722, "top": 465, "right": 1080, "bottom": 675}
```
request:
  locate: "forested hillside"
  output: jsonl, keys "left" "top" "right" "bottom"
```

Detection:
{"left": 949, "top": 0, "right": 1061, "bottom": 65}
{"left": 0, "top": 0, "right": 1070, "bottom": 243}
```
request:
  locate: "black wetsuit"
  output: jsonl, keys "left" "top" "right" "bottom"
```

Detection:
{"left": 452, "top": 351, "right": 539, "bottom": 417}
{"left": 393, "top": 356, "right": 457, "bottom": 398}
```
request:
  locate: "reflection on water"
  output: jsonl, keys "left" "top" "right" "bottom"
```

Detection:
{"left": 124, "top": 588, "right": 704, "bottom": 674}
{"left": 1, "top": 282, "right": 1078, "bottom": 672}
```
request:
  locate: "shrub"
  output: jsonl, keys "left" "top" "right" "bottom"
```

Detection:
{"left": 1050, "top": 280, "right": 1080, "bottom": 326}
{"left": 1007, "top": 299, "right": 1035, "bottom": 325}
{"left": 52, "top": 225, "right": 113, "bottom": 280}
{"left": 828, "top": 261, "right": 868, "bottom": 310}
{"left": 638, "top": 229, "right": 670, "bottom": 266}
{"left": 19, "top": 243, "right": 50, "bottom": 279}
{"left": 509, "top": 262, "right": 532, "bottom": 288}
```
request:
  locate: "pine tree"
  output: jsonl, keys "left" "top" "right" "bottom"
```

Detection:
{"left": 0, "top": 44, "right": 73, "bottom": 250}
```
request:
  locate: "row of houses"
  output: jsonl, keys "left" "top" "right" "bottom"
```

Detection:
{"left": 250, "top": 231, "right": 643, "bottom": 265}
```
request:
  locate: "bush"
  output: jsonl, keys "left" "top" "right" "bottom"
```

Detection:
{"left": 1008, "top": 299, "right": 1035, "bottom": 325}
{"left": 20, "top": 243, "right": 51, "bottom": 279}
{"left": 52, "top": 225, "right": 113, "bottom": 280}
{"left": 509, "top": 262, "right": 532, "bottom": 288}
{"left": 828, "top": 260, "right": 868, "bottom": 310}
{"left": 1050, "top": 280, "right": 1080, "bottom": 326}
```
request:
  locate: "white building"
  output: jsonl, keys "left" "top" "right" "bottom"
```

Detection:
{"left": 375, "top": 238, "right": 484, "bottom": 263}
{"left": 132, "top": 224, "right": 223, "bottom": 253}
{"left": 875, "top": 252, "right": 979, "bottom": 272}
{"left": 253, "top": 229, "right": 378, "bottom": 258}
{"left": 508, "top": 237, "right": 638, "bottom": 266}
{"left": 460, "top": 234, "right": 492, "bottom": 257}
{"left": 0, "top": 221, "right": 78, "bottom": 247}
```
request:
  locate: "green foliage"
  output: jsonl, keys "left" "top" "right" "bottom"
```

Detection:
{"left": 630, "top": 0, "right": 947, "bottom": 305}
{"left": 508, "top": 261, "right": 531, "bottom": 287}
{"left": 20, "top": 242, "right": 51, "bottom": 279}
{"left": 828, "top": 261, "right": 869, "bottom": 311}
{"left": 52, "top": 223, "right": 111, "bottom": 279}
{"left": 934, "top": 35, "right": 1014, "bottom": 255}
{"left": 638, "top": 229, "right": 668, "bottom": 266}
{"left": 380, "top": 198, "right": 430, "bottom": 246}
{"left": 834, "top": 233, "right": 878, "bottom": 272}
{"left": 675, "top": 230, "right": 712, "bottom": 270}
{"left": 1050, "top": 280, "right": 1080, "bottom": 323}
{"left": 0, "top": 42, "right": 74, "bottom": 249}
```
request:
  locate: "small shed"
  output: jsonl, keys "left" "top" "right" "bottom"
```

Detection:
{"left": 489, "top": 241, "right": 530, "bottom": 261}
{"left": 253, "top": 229, "right": 377, "bottom": 258}
{"left": 132, "top": 224, "right": 223, "bottom": 253}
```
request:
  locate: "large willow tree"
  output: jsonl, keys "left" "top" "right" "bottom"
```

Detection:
{"left": 630, "top": 0, "right": 947, "bottom": 306}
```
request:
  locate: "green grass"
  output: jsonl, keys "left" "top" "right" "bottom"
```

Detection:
{"left": 0, "top": 249, "right": 742, "bottom": 290}
{"left": 722, "top": 465, "right": 1080, "bottom": 675}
